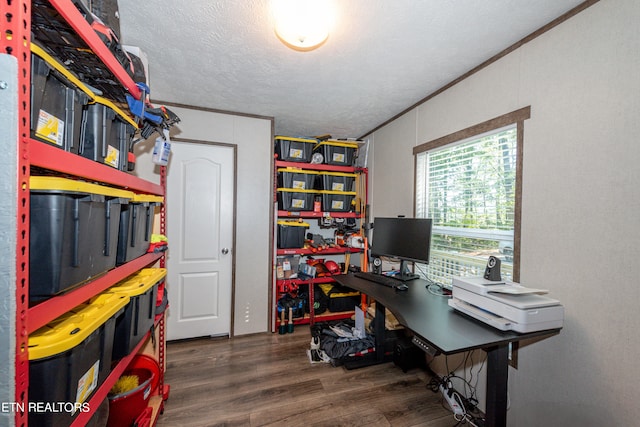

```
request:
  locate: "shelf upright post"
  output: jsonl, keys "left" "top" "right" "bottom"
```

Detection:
{"left": 157, "top": 164, "right": 169, "bottom": 406}
{"left": 2, "top": 0, "right": 32, "bottom": 425}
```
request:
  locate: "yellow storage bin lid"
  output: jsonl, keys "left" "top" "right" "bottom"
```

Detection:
{"left": 88, "top": 96, "right": 138, "bottom": 129}
{"left": 109, "top": 268, "right": 167, "bottom": 297}
{"left": 277, "top": 188, "right": 318, "bottom": 194}
{"left": 320, "top": 171, "right": 358, "bottom": 178}
{"left": 28, "top": 292, "right": 130, "bottom": 360}
{"left": 315, "top": 140, "right": 360, "bottom": 149}
{"left": 277, "top": 220, "right": 310, "bottom": 227}
{"left": 275, "top": 136, "right": 318, "bottom": 144}
{"left": 30, "top": 176, "right": 135, "bottom": 200}
{"left": 318, "top": 189, "right": 357, "bottom": 196}
{"left": 131, "top": 193, "right": 164, "bottom": 204}
{"left": 277, "top": 167, "right": 321, "bottom": 175}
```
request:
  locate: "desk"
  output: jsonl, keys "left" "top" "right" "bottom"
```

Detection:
{"left": 333, "top": 274, "right": 560, "bottom": 427}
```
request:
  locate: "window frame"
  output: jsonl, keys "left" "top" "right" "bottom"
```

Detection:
{"left": 413, "top": 106, "right": 530, "bottom": 282}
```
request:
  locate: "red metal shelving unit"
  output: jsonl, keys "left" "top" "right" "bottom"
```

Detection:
{"left": 4, "top": 0, "right": 169, "bottom": 424}
{"left": 273, "top": 156, "right": 369, "bottom": 331}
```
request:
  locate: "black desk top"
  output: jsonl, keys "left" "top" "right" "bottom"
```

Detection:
{"left": 333, "top": 274, "right": 559, "bottom": 355}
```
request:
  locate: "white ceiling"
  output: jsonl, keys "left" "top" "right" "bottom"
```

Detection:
{"left": 117, "top": 0, "right": 586, "bottom": 139}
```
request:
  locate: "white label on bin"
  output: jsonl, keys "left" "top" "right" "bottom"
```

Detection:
{"left": 292, "top": 179, "right": 306, "bottom": 189}
{"left": 331, "top": 183, "right": 345, "bottom": 191}
{"left": 332, "top": 153, "right": 345, "bottom": 163}
{"left": 36, "top": 110, "right": 64, "bottom": 146}
{"left": 289, "top": 148, "right": 303, "bottom": 159}
{"left": 291, "top": 198, "right": 306, "bottom": 209}
{"left": 75, "top": 360, "right": 100, "bottom": 409}
{"left": 104, "top": 145, "right": 120, "bottom": 168}
{"left": 331, "top": 200, "right": 345, "bottom": 210}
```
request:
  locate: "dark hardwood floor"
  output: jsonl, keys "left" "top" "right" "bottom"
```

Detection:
{"left": 156, "top": 326, "right": 456, "bottom": 427}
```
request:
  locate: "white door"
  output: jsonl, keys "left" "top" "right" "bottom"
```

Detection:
{"left": 165, "top": 140, "right": 234, "bottom": 340}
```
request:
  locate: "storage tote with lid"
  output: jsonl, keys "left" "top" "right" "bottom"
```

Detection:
{"left": 29, "top": 176, "right": 134, "bottom": 303}
{"left": 116, "top": 194, "right": 164, "bottom": 266}
{"left": 30, "top": 43, "right": 90, "bottom": 153}
{"left": 28, "top": 291, "right": 130, "bottom": 427}
{"left": 110, "top": 268, "right": 167, "bottom": 360}
{"left": 319, "top": 189, "right": 357, "bottom": 212}
{"left": 275, "top": 136, "right": 317, "bottom": 163}
{"left": 313, "top": 140, "right": 359, "bottom": 166}
{"left": 277, "top": 220, "right": 310, "bottom": 249}
{"left": 277, "top": 188, "right": 317, "bottom": 211}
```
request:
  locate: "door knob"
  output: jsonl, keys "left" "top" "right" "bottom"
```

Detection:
{"left": 222, "top": 248, "right": 230, "bottom": 254}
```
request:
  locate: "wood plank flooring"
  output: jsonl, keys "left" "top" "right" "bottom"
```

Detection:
{"left": 156, "top": 326, "right": 456, "bottom": 427}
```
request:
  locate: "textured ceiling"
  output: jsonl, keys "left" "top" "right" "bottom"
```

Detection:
{"left": 117, "top": 0, "right": 586, "bottom": 139}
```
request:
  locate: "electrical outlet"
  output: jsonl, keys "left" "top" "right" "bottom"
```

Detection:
{"left": 439, "top": 384, "right": 464, "bottom": 415}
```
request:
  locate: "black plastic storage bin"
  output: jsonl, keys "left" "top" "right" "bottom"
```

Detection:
{"left": 319, "top": 171, "right": 357, "bottom": 192}
{"left": 277, "top": 220, "right": 310, "bottom": 249}
{"left": 116, "top": 194, "right": 163, "bottom": 266}
{"left": 320, "top": 190, "right": 356, "bottom": 212}
{"left": 277, "top": 188, "right": 317, "bottom": 211}
{"left": 275, "top": 136, "right": 317, "bottom": 162}
{"left": 80, "top": 100, "right": 136, "bottom": 171}
{"left": 313, "top": 140, "right": 359, "bottom": 166}
{"left": 28, "top": 292, "right": 129, "bottom": 427}
{"left": 30, "top": 45, "right": 89, "bottom": 153}
{"left": 110, "top": 268, "right": 166, "bottom": 360}
{"left": 320, "top": 284, "right": 361, "bottom": 312}
{"left": 29, "top": 176, "right": 134, "bottom": 304}
{"left": 277, "top": 167, "right": 320, "bottom": 190}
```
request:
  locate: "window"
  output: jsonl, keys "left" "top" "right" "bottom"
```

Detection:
{"left": 413, "top": 107, "right": 530, "bottom": 285}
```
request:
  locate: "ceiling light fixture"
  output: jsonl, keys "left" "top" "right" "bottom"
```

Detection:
{"left": 272, "top": 0, "right": 333, "bottom": 52}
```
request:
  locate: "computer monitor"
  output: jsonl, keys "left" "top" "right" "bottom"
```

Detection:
{"left": 370, "top": 217, "right": 433, "bottom": 281}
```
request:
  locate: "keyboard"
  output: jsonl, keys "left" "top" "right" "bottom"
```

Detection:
{"left": 354, "top": 271, "right": 404, "bottom": 288}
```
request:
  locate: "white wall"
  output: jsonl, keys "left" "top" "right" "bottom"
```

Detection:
{"left": 367, "top": 0, "right": 640, "bottom": 425}
{"left": 134, "top": 106, "right": 274, "bottom": 336}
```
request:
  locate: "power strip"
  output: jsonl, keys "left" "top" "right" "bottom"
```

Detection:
{"left": 439, "top": 384, "right": 464, "bottom": 415}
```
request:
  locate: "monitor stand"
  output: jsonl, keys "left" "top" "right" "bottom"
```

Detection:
{"left": 397, "top": 260, "right": 419, "bottom": 282}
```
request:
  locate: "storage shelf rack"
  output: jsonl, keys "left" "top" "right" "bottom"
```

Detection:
{"left": 272, "top": 158, "right": 369, "bottom": 331}
{"left": 2, "top": 0, "right": 168, "bottom": 425}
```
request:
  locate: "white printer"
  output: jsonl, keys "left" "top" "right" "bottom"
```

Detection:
{"left": 448, "top": 276, "right": 564, "bottom": 333}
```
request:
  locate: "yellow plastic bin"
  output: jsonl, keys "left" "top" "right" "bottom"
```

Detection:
{"left": 110, "top": 268, "right": 167, "bottom": 360}
{"left": 29, "top": 176, "right": 134, "bottom": 304}
{"left": 116, "top": 194, "right": 164, "bottom": 266}
{"left": 28, "top": 292, "right": 130, "bottom": 427}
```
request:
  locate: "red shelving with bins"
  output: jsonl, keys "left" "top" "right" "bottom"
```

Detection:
{"left": 2, "top": 0, "right": 169, "bottom": 424}
{"left": 272, "top": 158, "right": 369, "bottom": 331}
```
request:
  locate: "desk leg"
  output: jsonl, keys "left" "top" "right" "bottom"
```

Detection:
{"left": 374, "top": 301, "right": 386, "bottom": 363}
{"left": 485, "top": 344, "right": 509, "bottom": 427}
{"left": 343, "top": 300, "right": 389, "bottom": 369}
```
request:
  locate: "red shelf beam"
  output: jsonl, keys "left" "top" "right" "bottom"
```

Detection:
{"left": 30, "top": 140, "right": 164, "bottom": 195}
{"left": 277, "top": 247, "right": 363, "bottom": 256}
{"left": 277, "top": 210, "right": 362, "bottom": 218}
{"left": 47, "top": 0, "right": 142, "bottom": 100}
{"left": 275, "top": 160, "right": 364, "bottom": 173}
